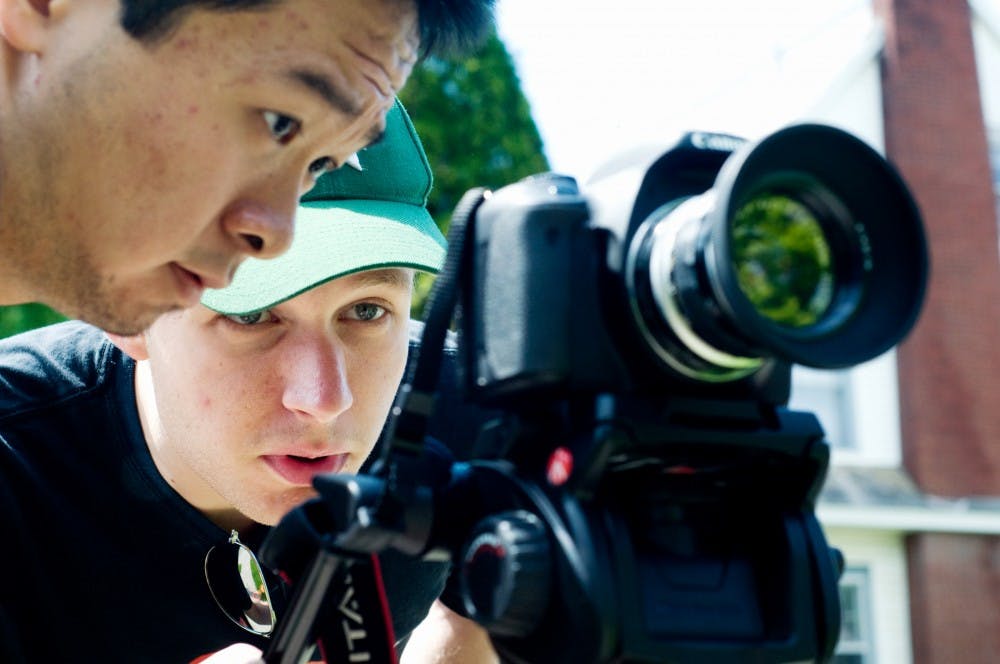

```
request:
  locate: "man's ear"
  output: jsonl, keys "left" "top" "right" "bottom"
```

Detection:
{"left": 0, "top": 0, "right": 65, "bottom": 53}
{"left": 106, "top": 332, "right": 150, "bottom": 362}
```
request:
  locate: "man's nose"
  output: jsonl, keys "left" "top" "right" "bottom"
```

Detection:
{"left": 221, "top": 188, "right": 297, "bottom": 260}
{"left": 281, "top": 337, "right": 353, "bottom": 423}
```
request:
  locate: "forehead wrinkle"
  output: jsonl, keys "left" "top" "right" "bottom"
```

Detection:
{"left": 289, "top": 68, "right": 361, "bottom": 117}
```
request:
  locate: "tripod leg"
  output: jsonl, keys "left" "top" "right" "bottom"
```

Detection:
{"left": 264, "top": 549, "right": 342, "bottom": 664}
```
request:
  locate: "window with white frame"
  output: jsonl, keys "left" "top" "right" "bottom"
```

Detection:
{"left": 989, "top": 127, "right": 1000, "bottom": 225}
{"left": 822, "top": 529, "right": 913, "bottom": 663}
{"left": 990, "top": 128, "right": 1000, "bottom": 189}
{"left": 789, "top": 366, "right": 853, "bottom": 450}
{"left": 787, "top": 351, "right": 904, "bottom": 467}
{"left": 833, "top": 567, "right": 875, "bottom": 664}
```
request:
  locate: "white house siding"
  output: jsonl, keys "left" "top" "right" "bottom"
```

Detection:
{"left": 825, "top": 527, "right": 914, "bottom": 664}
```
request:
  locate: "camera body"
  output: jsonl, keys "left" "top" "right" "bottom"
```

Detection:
{"left": 464, "top": 125, "right": 924, "bottom": 408}
{"left": 464, "top": 135, "right": 786, "bottom": 411}
{"left": 261, "top": 124, "right": 928, "bottom": 664}
{"left": 443, "top": 125, "right": 925, "bottom": 661}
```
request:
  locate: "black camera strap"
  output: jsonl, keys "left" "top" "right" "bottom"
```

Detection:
{"left": 377, "top": 187, "right": 489, "bottom": 464}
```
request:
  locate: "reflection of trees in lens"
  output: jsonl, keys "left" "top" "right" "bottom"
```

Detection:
{"left": 732, "top": 194, "right": 834, "bottom": 328}
{"left": 249, "top": 558, "right": 267, "bottom": 600}
{"left": 237, "top": 548, "right": 269, "bottom": 603}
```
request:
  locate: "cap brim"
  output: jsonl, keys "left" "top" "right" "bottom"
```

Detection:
{"left": 201, "top": 200, "right": 446, "bottom": 315}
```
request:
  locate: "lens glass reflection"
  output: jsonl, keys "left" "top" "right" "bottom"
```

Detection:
{"left": 204, "top": 531, "right": 277, "bottom": 635}
{"left": 731, "top": 194, "right": 834, "bottom": 328}
{"left": 236, "top": 546, "right": 276, "bottom": 633}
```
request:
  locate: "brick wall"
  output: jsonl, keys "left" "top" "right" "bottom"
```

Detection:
{"left": 875, "top": 0, "right": 1000, "bottom": 497}
{"left": 874, "top": 1, "right": 1000, "bottom": 662}
{"left": 905, "top": 534, "right": 1000, "bottom": 663}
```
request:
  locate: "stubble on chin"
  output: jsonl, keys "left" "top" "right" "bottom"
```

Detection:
{"left": 56, "top": 265, "right": 179, "bottom": 335}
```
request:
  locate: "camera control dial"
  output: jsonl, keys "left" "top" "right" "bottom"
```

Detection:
{"left": 458, "top": 510, "right": 552, "bottom": 637}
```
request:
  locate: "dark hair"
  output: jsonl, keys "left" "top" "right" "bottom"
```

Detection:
{"left": 410, "top": 0, "right": 496, "bottom": 57}
{"left": 118, "top": 0, "right": 495, "bottom": 56}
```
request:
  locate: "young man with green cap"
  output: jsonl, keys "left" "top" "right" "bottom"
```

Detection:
{"left": 0, "top": 102, "right": 496, "bottom": 663}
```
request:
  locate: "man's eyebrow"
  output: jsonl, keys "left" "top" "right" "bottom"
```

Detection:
{"left": 353, "top": 268, "right": 414, "bottom": 290}
{"left": 289, "top": 68, "right": 361, "bottom": 117}
{"left": 288, "top": 69, "right": 387, "bottom": 151}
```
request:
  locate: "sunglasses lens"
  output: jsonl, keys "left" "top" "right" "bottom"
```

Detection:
{"left": 205, "top": 538, "right": 277, "bottom": 635}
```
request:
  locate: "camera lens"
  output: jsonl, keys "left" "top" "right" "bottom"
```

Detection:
{"left": 730, "top": 193, "right": 834, "bottom": 330}
{"left": 627, "top": 124, "right": 927, "bottom": 381}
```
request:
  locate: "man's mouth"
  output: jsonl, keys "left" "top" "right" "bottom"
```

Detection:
{"left": 170, "top": 263, "right": 204, "bottom": 307}
{"left": 262, "top": 454, "right": 349, "bottom": 486}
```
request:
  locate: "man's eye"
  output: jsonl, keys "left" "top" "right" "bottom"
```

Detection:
{"left": 224, "top": 310, "right": 275, "bottom": 326}
{"left": 308, "top": 156, "right": 336, "bottom": 176}
{"left": 263, "top": 111, "right": 301, "bottom": 145}
{"left": 348, "top": 303, "right": 386, "bottom": 322}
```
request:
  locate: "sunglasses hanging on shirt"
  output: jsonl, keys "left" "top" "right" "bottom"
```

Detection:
{"left": 204, "top": 530, "right": 279, "bottom": 636}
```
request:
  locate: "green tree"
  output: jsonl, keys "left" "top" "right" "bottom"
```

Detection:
{"left": 399, "top": 30, "right": 550, "bottom": 312}
{"left": 0, "top": 303, "right": 66, "bottom": 340}
{"left": 401, "top": 30, "right": 549, "bottom": 227}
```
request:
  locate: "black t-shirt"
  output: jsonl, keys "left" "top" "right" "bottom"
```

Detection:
{"left": 0, "top": 321, "right": 455, "bottom": 663}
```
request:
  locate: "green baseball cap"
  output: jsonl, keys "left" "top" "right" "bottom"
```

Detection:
{"left": 201, "top": 100, "right": 446, "bottom": 316}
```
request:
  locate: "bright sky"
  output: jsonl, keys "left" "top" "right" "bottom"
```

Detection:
{"left": 495, "top": 0, "right": 875, "bottom": 181}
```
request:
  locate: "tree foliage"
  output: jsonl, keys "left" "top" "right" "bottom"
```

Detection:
{"left": 0, "top": 303, "right": 66, "bottom": 340}
{"left": 400, "top": 30, "right": 550, "bottom": 311}
{"left": 400, "top": 30, "right": 550, "bottom": 229}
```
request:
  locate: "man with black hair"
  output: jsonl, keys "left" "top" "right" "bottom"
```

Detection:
{"left": 0, "top": 0, "right": 493, "bottom": 334}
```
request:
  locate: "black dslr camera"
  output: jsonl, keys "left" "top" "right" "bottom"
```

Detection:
{"left": 261, "top": 124, "right": 928, "bottom": 663}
